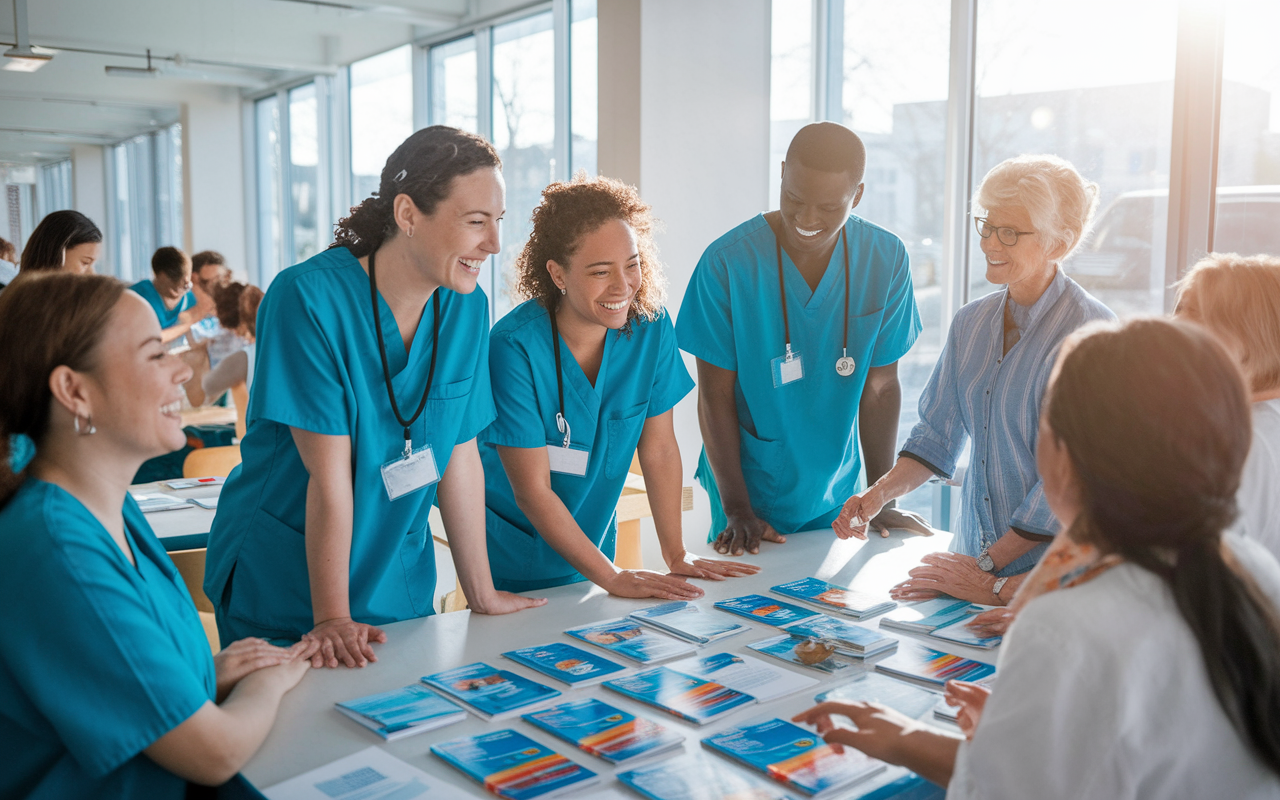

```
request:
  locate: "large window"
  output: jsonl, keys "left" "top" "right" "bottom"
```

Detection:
{"left": 254, "top": 95, "right": 282, "bottom": 284}
{"left": 107, "top": 123, "right": 184, "bottom": 280}
{"left": 36, "top": 159, "right": 73, "bottom": 220}
{"left": 289, "top": 83, "right": 322, "bottom": 264}
{"left": 571, "top": 0, "right": 599, "bottom": 176}
{"left": 350, "top": 45, "right": 413, "bottom": 206}
{"left": 430, "top": 36, "right": 478, "bottom": 133}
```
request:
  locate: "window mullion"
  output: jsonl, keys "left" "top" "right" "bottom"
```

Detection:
{"left": 940, "top": 0, "right": 977, "bottom": 325}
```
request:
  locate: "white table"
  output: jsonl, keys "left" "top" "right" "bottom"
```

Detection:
{"left": 243, "top": 528, "right": 988, "bottom": 797}
{"left": 131, "top": 481, "right": 220, "bottom": 552}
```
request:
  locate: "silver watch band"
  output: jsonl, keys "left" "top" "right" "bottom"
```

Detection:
{"left": 992, "top": 576, "right": 1010, "bottom": 600}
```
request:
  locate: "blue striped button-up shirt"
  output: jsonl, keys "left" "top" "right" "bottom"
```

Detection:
{"left": 901, "top": 269, "right": 1115, "bottom": 575}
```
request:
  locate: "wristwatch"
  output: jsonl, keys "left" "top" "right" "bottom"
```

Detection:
{"left": 992, "top": 576, "right": 1010, "bottom": 601}
{"left": 976, "top": 546, "right": 996, "bottom": 573}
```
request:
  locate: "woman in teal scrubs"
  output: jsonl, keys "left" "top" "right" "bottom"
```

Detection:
{"left": 482, "top": 175, "right": 758, "bottom": 596}
{"left": 0, "top": 273, "right": 315, "bottom": 798}
{"left": 205, "top": 127, "right": 544, "bottom": 670}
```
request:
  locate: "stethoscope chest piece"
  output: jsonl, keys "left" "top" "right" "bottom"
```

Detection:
{"left": 835, "top": 355, "right": 856, "bottom": 377}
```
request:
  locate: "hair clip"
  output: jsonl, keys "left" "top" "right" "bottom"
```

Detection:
{"left": 394, "top": 169, "right": 408, "bottom": 182}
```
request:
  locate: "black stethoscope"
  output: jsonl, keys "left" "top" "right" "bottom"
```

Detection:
{"left": 368, "top": 248, "right": 440, "bottom": 458}
{"left": 549, "top": 308, "right": 572, "bottom": 447}
{"left": 775, "top": 225, "right": 855, "bottom": 377}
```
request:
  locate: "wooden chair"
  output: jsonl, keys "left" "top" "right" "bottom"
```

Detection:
{"left": 172, "top": 444, "right": 242, "bottom": 654}
{"left": 230, "top": 382, "right": 249, "bottom": 441}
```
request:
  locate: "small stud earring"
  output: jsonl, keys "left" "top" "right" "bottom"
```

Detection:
{"left": 74, "top": 413, "right": 96, "bottom": 436}
{"left": 560, "top": 288, "right": 567, "bottom": 296}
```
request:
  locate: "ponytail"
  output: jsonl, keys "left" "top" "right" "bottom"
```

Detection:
{"left": 331, "top": 126, "right": 501, "bottom": 257}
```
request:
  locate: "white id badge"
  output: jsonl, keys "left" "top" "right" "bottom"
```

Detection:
{"left": 380, "top": 445, "right": 440, "bottom": 501}
{"left": 771, "top": 351, "right": 805, "bottom": 387}
{"left": 546, "top": 444, "right": 590, "bottom": 476}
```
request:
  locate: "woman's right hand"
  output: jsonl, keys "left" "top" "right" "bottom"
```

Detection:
{"left": 213, "top": 637, "right": 319, "bottom": 702}
{"left": 302, "top": 617, "right": 386, "bottom": 669}
{"left": 833, "top": 488, "right": 888, "bottom": 540}
{"left": 943, "top": 680, "right": 991, "bottom": 740}
{"left": 604, "top": 569, "right": 705, "bottom": 601}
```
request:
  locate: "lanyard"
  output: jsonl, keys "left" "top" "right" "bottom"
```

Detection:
{"left": 369, "top": 248, "right": 441, "bottom": 458}
{"left": 549, "top": 309, "right": 572, "bottom": 447}
{"left": 775, "top": 226, "right": 850, "bottom": 361}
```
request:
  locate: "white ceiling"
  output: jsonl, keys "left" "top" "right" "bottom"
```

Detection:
{"left": 0, "top": 0, "right": 529, "bottom": 163}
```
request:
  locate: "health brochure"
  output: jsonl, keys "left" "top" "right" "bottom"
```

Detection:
{"left": 430, "top": 729, "right": 599, "bottom": 799}
{"left": 603, "top": 665, "right": 755, "bottom": 725}
{"left": 522, "top": 698, "right": 684, "bottom": 765}
{"left": 781, "top": 615, "right": 899, "bottom": 657}
{"left": 746, "top": 634, "right": 855, "bottom": 675}
{"left": 421, "top": 662, "right": 561, "bottom": 721}
{"left": 262, "top": 746, "right": 446, "bottom": 800}
{"left": 502, "top": 642, "right": 629, "bottom": 686}
{"left": 617, "top": 754, "right": 803, "bottom": 800}
{"left": 334, "top": 683, "right": 466, "bottom": 741}
{"left": 874, "top": 642, "right": 996, "bottom": 689}
{"left": 629, "top": 601, "right": 751, "bottom": 644}
{"left": 564, "top": 618, "right": 697, "bottom": 664}
{"left": 770, "top": 577, "right": 896, "bottom": 619}
{"left": 713, "top": 594, "right": 821, "bottom": 627}
{"left": 814, "top": 672, "right": 941, "bottom": 720}
{"left": 877, "top": 598, "right": 981, "bottom": 634}
{"left": 668, "top": 652, "right": 818, "bottom": 702}
{"left": 702, "top": 718, "right": 887, "bottom": 797}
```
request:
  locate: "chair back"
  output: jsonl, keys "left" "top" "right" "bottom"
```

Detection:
{"left": 182, "top": 444, "right": 242, "bottom": 478}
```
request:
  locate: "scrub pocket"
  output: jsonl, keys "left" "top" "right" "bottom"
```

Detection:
{"left": 227, "top": 509, "right": 313, "bottom": 635}
{"left": 604, "top": 407, "right": 647, "bottom": 480}
{"left": 399, "top": 526, "right": 436, "bottom": 617}
{"left": 737, "top": 425, "right": 785, "bottom": 521}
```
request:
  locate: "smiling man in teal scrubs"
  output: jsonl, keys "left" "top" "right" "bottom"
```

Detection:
{"left": 676, "top": 122, "right": 926, "bottom": 555}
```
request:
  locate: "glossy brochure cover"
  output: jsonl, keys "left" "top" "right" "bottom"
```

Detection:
{"left": 421, "top": 662, "right": 561, "bottom": 721}
{"left": 747, "top": 633, "right": 855, "bottom": 675}
{"left": 668, "top": 651, "right": 819, "bottom": 702}
{"left": 564, "top": 618, "right": 698, "bottom": 664}
{"left": 814, "top": 672, "right": 941, "bottom": 720}
{"left": 782, "top": 615, "right": 899, "bottom": 657}
{"left": 713, "top": 594, "right": 821, "bottom": 627}
{"left": 770, "top": 577, "right": 896, "bottom": 619}
{"left": 502, "top": 642, "right": 630, "bottom": 686}
{"left": 334, "top": 683, "right": 466, "bottom": 741}
{"left": 603, "top": 665, "right": 756, "bottom": 725}
{"left": 873, "top": 643, "right": 996, "bottom": 689}
{"left": 617, "top": 754, "right": 802, "bottom": 800}
{"left": 430, "top": 729, "right": 599, "bottom": 799}
{"left": 877, "top": 598, "right": 981, "bottom": 633}
{"left": 927, "top": 617, "right": 1002, "bottom": 649}
{"left": 629, "top": 601, "right": 751, "bottom": 644}
{"left": 702, "top": 718, "right": 887, "bottom": 797}
{"left": 522, "top": 698, "right": 685, "bottom": 765}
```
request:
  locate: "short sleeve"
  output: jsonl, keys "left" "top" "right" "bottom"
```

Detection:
{"left": 647, "top": 312, "right": 696, "bottom": 417}
{"left": 479, "top": 330, "right": 542, "bottom": 448}
{"left": 0, "top": 497, "right": 210, "bottom": 778}
{"left": 179, "top": 291, "right": 197, "bottom": 315}
{"left": 870, "top": 241, "right": 922, "bottom": 368}
{"left": 675, "top": 248, "right": 737, "bottom": 371}
{"left": 251, "top": 274, "right": 351, "bottom": 436}
{"left": 454, "top": 301, "right": 496, "bottom": 445}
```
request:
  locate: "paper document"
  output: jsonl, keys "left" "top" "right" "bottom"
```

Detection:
{"left": 262, "top": 746, "right": 446, "bottom": 799}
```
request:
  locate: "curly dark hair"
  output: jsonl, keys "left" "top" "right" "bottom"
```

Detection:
{"left": 214, "top": 281, "right": 247, "bottom": 329}
{"left": 331, "top": 126, "right": 501, "bottom": 257}
{"left": 514, "top": 173, "right": 666, "bottom": 326}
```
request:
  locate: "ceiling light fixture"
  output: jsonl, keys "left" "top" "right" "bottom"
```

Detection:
{"left": 105, "top": 48, "right": 159, "bottom": 78}
{"left": 3, "top": 0, "right": 53, "bottom": 72}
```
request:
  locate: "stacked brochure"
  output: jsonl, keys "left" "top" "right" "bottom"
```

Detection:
{"left": 130, "top": 492, "right": 192, "bottom": 513}
{"left": 502, "top": 642, "right": 629, "bottom": 686}
{"left": 928, "top": 617, "right": 1002, "bottom": 649}
{"left": 618, "top": 754, "right": 803, "bottom": 800}
{"left": 770, "top": 577, "right": 896, "bottom": 619}
{"left": 878, "top": 598, "right": 982, "bottom": 634}
{"left": 262, "top": 746, "right": 446, "bottom": 800}
{"left": 782, "top": 615, "right": 899, "bottom": 658}
{"left": 421, "top": 662, "right": 561, "bottom": 721}
{"left": 629, "top": 601, "right": 751, "bottom": 644}
{"left": 334, "top": 683, "right": 466, "bottom": 741}
{"left": 814, "top": 672, "right": 941, "bottom": 720}
{"left": 874, "top": 642, "right": 996, "bottom": 689}
{"left": 604, "top": 665, "right": 756, "bottom": 725}
{"left": 748, "top": 634, "right": 855, "bottom": 675}
{"left": 431, "top": 729, "right": 599, "bottom": 799}
{"left": 668, "top": 652, "right": 819, "bottom": 702}
{"left": 702, "top": 718, "right": 887, "bottom": 797}
{"left": 564, "top": 619, "right": 697, "bottom": 664}
{"left": 522, "top": 698, "right": 685, "bottom": 766}
{"left": 714, "top": 594, "right": 821, "bottom": 627}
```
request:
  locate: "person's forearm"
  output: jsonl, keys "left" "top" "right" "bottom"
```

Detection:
{"left": 511, "top": 480, "right": 620, "bottom": 586}
{"left": 305, "top": 475, "right": 354, "bottom": 624}
{"left": 987, "top": 529, "right": 1040, "bottom": 570}
{"left": 698, "top": 388, "right": 753, "bottom": 516}
{"left": 890, "top": 726, "right": 963, "bottom": 787}
{"left": 438, "top": 440, "right": 506, "bottom": 611}
{"left": 161, "top": 320, "right": 194, "bottom": 344}
{"left": 866, "top": 456, "right": 935, "bottom": 507}
{"left": 858, "top": 373, "right": 902, "bottom": 486}
{"left": 637, "top": 424, "right": 687, "bottom": 564}
{"left": 201, "top": 350, "right": 247, "bottom": 400}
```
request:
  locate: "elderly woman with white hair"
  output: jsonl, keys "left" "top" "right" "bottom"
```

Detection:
{"left": 834, "top": 155, "right": 1115, "bottom": 605}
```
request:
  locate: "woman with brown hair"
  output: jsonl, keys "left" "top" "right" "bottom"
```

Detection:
{"left": 482, "top": 174, "right": 757, "bottom": 596}
{"left": 0, "top": 272, "right": 316, "bottom": 797}
{"left": 18, "top": 209, "right": 102, "bottom": 274}
{"left": 794, "top": 317, "right": 1280, "bottom": 798}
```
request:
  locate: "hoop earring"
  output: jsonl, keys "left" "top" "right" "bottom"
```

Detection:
{"left": 407, "top": 226, "right": 414, "bottom": 239}
{"left": 74, "top": 413, "right": 96, "bottom": 436}
{"left": 560, "top": 288, "right": 567, "bottom": 296}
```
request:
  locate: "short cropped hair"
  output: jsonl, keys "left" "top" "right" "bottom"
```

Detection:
{"left": 1176, "top": 252, "right": 1280, "bottom": 394}
{"left": 151, "top": 246, "right": 189, "bottom": 282}
{"left": 785, "top": 122, "right": 867, "bottom": 184}
{"left": 974, "top": 155, "right": 1099, "bottom": 263}
{"left": 191, "top": 250, "right": 226, "bottom": 271}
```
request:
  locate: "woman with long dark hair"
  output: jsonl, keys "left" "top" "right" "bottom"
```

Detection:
{"left": 795, "top": 317, "right": 1280, "bottom": 798}
{"left": 19, "top": 209, "right": 103, "bottom": 274}
{"left": 204, "top": 126, "right": 544, "bottom": 669}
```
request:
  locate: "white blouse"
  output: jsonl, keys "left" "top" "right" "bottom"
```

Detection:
{"left": 1236, "top": 398, "right": 1280, "bottom": 561}
{"left": 948, "top": 535, "right": 1280, "bottom": 800}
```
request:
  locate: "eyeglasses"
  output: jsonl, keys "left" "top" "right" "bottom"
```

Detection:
{"left": 975, "top": 217, "right": 1036, "bottom": 247}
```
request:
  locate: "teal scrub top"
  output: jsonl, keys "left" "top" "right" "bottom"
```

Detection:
{"left": 675, "top": 214, "right": 922, "bottom": 534}
{"left": 130, "top": 279, "right": 196, "bottom": 330}
{"left": 0, "top": 480, "right": 215, "bottom": 799}
{"left": 480, "top": 300, "right": 694, "bottom": 591}
{"left": 204, "top": 246, "right": 495, "bottom": 643}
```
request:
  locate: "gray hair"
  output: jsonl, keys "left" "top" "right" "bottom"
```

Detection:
{"left": 975, "top": 155, "right": 1099, "bottom": 263}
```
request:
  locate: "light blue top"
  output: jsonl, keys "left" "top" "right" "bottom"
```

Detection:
{"left": 675, "top": 214, "right": 922, "bottom": 533}
{"left": 481, "top": 300, "right": 694, "bottom": 591}
{"left": 901, "top": 269, "right": 1115, "bottom": 575}
{"left": 130, "top": 279, "right": 196, "bottom": 330}
{"left": 0, "top": 480, "right": 215, "bottom": 799}
{"left": 203, "top": 247, "right": 495, "bottom": 642}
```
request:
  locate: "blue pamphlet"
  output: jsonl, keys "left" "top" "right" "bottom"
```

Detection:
{"left": 782, "top": 615, "right": 899, "bottom": 657}
{"left": 630, "top": 601, "right": 751, "bottom": 644}
{"left": 770, "top": 577, "right": 896, "bottom": 619}
{"left": 713, "top": 594, "right": 821, "bottom": 627}
{"left": 335, "top": 683, "right": 466, "bottom": 741}
{"left": 814, "top": 672, "right": 941, "bottom": 720}
{"left": 618, "top": 754, "right": 802, "bottom": 800}
{"left": 502, "top": 642, "right": 629, "bottom": 686}
{"left": 874, "top": 642, "right": 996, "bottom": 689}
{"left": 564, "top": 618, "right": 697, "bottom": 664}
{"left": 603, "top": 665, "right": 756, "bottom": 725}
{"left": 878, "top": 598, "right": 981, "bottom": 634}
{"left": 421, "top": 662, "right": 561, "bottom": 721}
{"left": 523, "top": 698, "right": 684, "bottom": 765}
{"left": 702, "top": 718, "right": 886, "bottom": 796}
{"left": 430, "top": 729, "right": 598, "bottom": 799}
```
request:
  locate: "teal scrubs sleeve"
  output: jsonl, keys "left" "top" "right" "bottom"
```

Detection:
{"left": 647, "top": 312, "right": 695, "bottom": 416}
{"left": 674, "top": 250, "right": 737, "bottom": 371}
{"left": 0, "top": 482, "right": 215, "bottom": 798}
{"left": 870, "top": 239, "right": 922, "bottom": 368}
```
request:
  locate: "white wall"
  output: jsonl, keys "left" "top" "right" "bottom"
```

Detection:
{"left": 71, "top": 145, "right": 107, "bottom": 236}
{"left": 184, "top": 92, "right": 249, "bottom": 278}
{"left": 600, "top": 0, "right": 772, "bottom": 552}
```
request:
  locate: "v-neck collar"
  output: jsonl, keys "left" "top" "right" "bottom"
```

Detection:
{"left": 355, "top": 255, "right": 437, "bottom": 380}
{"left": 772, "top": 221, "right": 844, "bottom": 312}
{"left": 551, "top": 314, "right": 609, "bottom": 421}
